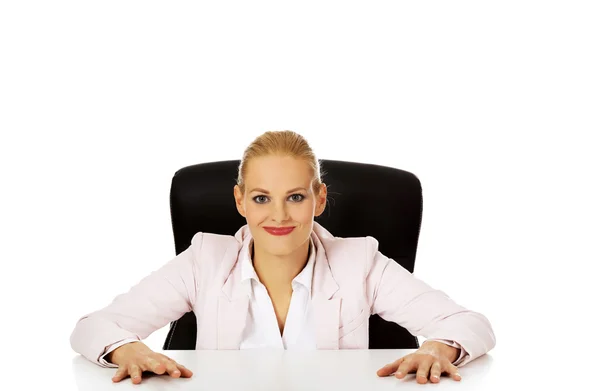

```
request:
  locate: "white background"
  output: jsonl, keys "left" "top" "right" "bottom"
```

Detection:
{"left": 1, "top": 1, "right": 599, "bottom": 389}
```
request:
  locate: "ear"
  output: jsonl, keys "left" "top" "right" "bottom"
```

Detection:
{"left": 233, "top": 185, "right": 246, "bottom": 217}
{"left": 314, "top": 183, "right": 328, "bottom": 217}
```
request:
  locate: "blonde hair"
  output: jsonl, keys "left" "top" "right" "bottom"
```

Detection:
{"left": 237, "top": 130, "right": 325, "bottom": 194}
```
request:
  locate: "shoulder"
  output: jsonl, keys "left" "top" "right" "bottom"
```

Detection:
{"left": 187, "top": 230, "right": 243, "bottom": 276}
{"left": 316, "top": 235, "right": 388, "bottom": 301}
{"left": 319, "top": 234, "right": 378, "bottom": 257}
{"left": 189, "top": 230, "right": 241, "bottom": 255}
{"left": 313, "top": 221, "right": 381, "bottom": 263}
{"left": 315, "top": 230, "right": 383, "bottom": 282}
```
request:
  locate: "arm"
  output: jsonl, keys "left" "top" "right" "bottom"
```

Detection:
{"left": 70, "top": 235, "right": 202, "bottom": 367}
{"left": 367, "top": 237, "right": 496, "bottom": 367}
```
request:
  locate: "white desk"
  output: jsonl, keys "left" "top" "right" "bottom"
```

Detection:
{"left": 71, "top": 349, "right": 498, "bottom": 390}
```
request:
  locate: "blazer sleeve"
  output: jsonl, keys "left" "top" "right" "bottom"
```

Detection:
{"left": 69, "top": 234, "right": 203, "bottom": 367}
{"left": 366, "top": 237, "right": 496, "bottom": 367}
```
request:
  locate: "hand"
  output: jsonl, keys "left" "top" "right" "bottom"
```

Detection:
{"left": 107, "top": 341, "right": 194, "bottom": 384}
{"left": 376, "top": 341, "right": 461, "bottom": 384}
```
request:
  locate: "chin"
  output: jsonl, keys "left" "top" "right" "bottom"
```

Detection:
{"left": 266, "top": 248, "right": 295, "bottom": 257}
{"left": 263, "top": 240, "right": 296, "bottom": 255}
{"left": 254, "top": 235, "right": 297, "bottom": 255}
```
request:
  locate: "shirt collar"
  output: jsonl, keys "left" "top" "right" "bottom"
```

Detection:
{"left": 240, "top": 236, "right": 316, "bottom": 297}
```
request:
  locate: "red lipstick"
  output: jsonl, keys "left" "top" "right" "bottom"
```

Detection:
{"left": 263, "top": 226, "right": 295, "bottom": 236}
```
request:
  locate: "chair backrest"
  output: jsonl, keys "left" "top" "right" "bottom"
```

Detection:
{"left": 163, "top": 159, "right": 423, "bottom": 350}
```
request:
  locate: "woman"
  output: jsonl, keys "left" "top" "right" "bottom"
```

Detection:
{"left": 70, "top": 130, "right": 496, "bottom": 385}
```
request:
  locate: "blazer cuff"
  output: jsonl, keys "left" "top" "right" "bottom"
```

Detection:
{"left": 425, "top": 338, "right": 469, "bottom": 367}
{"left": 98, "top": 337, "right": 140, "bottom": 368}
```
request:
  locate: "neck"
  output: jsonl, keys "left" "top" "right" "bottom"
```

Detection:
{"left": 252, "top": 239, "right": 311, "bottom": 293}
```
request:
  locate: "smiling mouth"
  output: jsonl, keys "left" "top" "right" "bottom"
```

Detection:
{"left": 263, "top": 227, "right": 295, "bottom": 236}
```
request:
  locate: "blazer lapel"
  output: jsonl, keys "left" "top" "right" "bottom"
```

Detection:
{"left": 217, "top": 251, "right": 249, "bottom": 350}
{"left": 311, "top": 231, "right": 341, "bottom": 350}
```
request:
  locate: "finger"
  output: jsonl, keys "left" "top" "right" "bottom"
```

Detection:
{"left": 156, "top": 353, "right": 194, "bottom": 378}
{"left": 129, "top": 365, "right": 142, "bottom": 384}
{"left": 176, "top": 363, "right": 194, "bottom": 378}
{"left": 145, "top": 357, "right": 167, "bottom": 375}
{"left": 394, "top": 357, "right": 417, "bottom": 379}
{"left": 112, "top": 365, "right": 128, "bottom": 383}
{"left": 430, "top": 361, "right": 442, "bottom": 383}
{"left": 376, "top": 358, "right": 403, "bottom": 377}
{"left": 444, "top": 362, "right": 462, "bottom": 381}
{"left": 415, "top": 359, "right": 434, "bottom": 384}
{"left": 162, "top": 359, "right": 182, "bottom": 378}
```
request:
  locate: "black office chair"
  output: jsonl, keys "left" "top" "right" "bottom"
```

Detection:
{"left": 163, "top": 159, "right": 423, "bottom": 350}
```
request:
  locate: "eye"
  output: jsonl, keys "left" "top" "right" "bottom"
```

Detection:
{"left": 253, "top": 195, "right": 269, "bottom": 204}
{"left": 289, "top": 193, "right": 305, "bottom": 202}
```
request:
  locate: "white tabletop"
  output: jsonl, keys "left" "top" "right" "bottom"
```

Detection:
{"left": 70, "top": 349, "right": 498, "bottom": 390}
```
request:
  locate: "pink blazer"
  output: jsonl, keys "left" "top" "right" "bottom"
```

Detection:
{"left": 70, "top": 222, "right": 495, "bottom": 367}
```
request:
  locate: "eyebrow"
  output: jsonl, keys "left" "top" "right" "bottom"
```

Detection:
{"left": 249, "top": 187, "right": 307, "bottom": 194}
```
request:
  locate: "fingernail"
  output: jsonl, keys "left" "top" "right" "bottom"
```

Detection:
{"left": 433, "top": 375, "right": 439, "bottom": 380}
{"left": 456, "top": 373, "right": 462, "bottom": 379}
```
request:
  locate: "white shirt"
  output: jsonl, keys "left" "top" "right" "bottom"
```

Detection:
{"left": 239, "top": 237, "right": 316, "bottom": 350}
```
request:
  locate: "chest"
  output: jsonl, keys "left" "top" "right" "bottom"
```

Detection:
{"left": 194, "top": 288, "right": 369, "bottom": 350}
{"left": 247, "top": 282, "right": 312, "bottom": 342}
{"left": 270, "top": 294, "right": 291, "bottom": 334}
{"left": 261, "top": 283, "right": 295, "bottom": 333}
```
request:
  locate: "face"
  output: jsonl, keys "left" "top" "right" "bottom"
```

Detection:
{"left": 233, "top": 155, "right": 327, "bottom": 257}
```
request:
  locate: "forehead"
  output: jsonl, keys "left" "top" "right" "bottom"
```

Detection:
{"left": 245, "top": 155, "right": 312, "bottom": 189}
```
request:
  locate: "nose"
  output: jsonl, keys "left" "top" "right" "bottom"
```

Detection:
{"left": 270, "top": 199, "right": 290, "bottom": 223}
